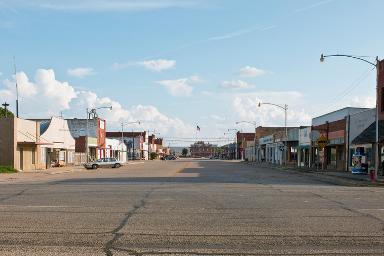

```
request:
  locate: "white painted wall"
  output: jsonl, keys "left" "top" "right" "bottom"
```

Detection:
{"left": 40, "top": 117, "right": 75, "bottom": 150}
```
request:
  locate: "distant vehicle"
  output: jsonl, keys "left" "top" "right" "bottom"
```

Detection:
{"left": 163, "top": 155, "right": 177, "bottom": 160}
{"left": 84, "top": 158, "right": 122, "bottom": 169}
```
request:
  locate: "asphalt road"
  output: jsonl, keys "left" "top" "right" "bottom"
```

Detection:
{"left": 0, "top": 160, "right": 383, "bottom": 255}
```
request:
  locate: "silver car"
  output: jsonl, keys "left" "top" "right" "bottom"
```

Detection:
{"left": 84, "top": 158, "right": 122, "bottom": 169}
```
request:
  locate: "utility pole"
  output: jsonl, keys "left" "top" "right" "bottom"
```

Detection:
{"left": 2, "top": 102, "right": 10, "bottom": 118}
{"left": 86, "top": 108, "right": 89, "bottom": 162}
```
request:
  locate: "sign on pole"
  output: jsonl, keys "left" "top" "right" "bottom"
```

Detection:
{"left": 316, "top": 135, "right": 328, "bottom": 149}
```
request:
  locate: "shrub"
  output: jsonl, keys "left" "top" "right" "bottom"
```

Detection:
{"left": 0, "top": 166, "right": 18, "bottom": 173}
{"left": 150, "top": 152, "right": 158, "bottom": 160}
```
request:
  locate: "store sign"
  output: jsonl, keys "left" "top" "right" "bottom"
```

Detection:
{"left": 259, "top": 135, "right": 273, "bottom": 145}
{"left": 87, "top": 137, "right": 97, "bottom": 147}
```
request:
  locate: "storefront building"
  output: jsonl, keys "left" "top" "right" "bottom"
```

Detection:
{"left": 311, "top": 107, "right": 368, "bottom": 171}
{"left": 298, "top": 126, "right": 311, "bottom": 167}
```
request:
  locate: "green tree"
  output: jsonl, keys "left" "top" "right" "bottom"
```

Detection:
{"left": 150, "top": 152, "right": 158, "bottom": 160}
{"left": 182, "top": 148, "right": 188, "bottom": 157}
{"left": 0, "top": 107, "right": 14, "bottom": 119}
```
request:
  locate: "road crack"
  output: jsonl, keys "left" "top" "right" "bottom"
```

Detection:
{"left": 0, "top": 189, "right": 27, "bottom": 202}
{"left": 103, "top": 188, "right": 155, "bottom": 256}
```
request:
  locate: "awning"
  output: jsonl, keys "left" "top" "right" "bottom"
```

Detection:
{"left": 352, "top": 120, "right": 384, "bottom": 145}
{"left": 18, "top": 141, "right": 54, "bottom": 146}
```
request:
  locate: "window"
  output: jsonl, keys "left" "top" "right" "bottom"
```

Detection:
{"left": 41, "top": 148, "right": 46, "bottom": 163}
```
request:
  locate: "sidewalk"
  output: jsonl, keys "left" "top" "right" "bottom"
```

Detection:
{"left": 246, "top": 161, "right": 384, "bottom": 186}
{"left": 21, "top": 165, "right": 84, "bottom": 174}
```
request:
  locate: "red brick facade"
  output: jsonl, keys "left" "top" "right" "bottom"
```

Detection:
{"left": 377, "top": 60, "right": 384, "bottom": 120}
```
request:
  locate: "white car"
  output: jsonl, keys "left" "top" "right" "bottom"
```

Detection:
{"left": 84, "top": 158, "right": 122, "bottom": 169}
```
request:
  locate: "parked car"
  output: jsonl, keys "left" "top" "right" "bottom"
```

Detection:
{"left": 164, "top": 155, "right": 177, "bottom": 160}
{"left": 84, "top": 158, "right": 122, "bottom": 169}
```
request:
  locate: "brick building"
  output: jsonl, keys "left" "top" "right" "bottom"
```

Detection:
{"left": 190, "top": 141, "right": 217, "bottom": 158}
{"left": 236, "top": 132, "right": 256, "bottom": 160}
{"left": 311, "top": 107, "right": 368, "bottom": 171}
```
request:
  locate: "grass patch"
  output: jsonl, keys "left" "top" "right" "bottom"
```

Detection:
{"left": 0, "top": 166, "right": 18, "bottom": 173}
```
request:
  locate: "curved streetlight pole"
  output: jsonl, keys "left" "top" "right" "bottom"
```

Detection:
{"left": 236, "top": 121, "right": 257, "bottom": 161}
{"left": 258, "top": 102, "right": 288, "bottom": 165}
{"left": 86, "top": 106, "right": 112, "bottom": 162}
{"left": 320, "top": 53, "right": 380, "bottom": 180}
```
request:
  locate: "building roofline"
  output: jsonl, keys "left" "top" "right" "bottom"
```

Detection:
{"left": 312, "top": 107, "right": 370, "bottom": 120}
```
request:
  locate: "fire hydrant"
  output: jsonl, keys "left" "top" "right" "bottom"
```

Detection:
{"left": 369, "top": 169, "right": 376, "bottom": 182}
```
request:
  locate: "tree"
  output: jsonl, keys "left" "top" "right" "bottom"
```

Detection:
{"left": 182, "top": 148, "right": 188, "bottom": 157}
{"left": 150, "top": 152, "right": 158, "bottom": 160}
{"left": 0, "top": 107, "right": 14, "bottom": 119}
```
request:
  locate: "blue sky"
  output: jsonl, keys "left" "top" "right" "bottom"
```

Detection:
{"left": 0, "top": 0, "right": 383, "bottom": 145}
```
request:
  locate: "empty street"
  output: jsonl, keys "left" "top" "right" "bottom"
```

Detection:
{"left": 0, "top": 160, "right": 382, "bottom": 255}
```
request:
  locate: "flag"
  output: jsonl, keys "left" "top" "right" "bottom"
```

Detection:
{"left": 197, "top": 125, "right": 200, "bottom": 131}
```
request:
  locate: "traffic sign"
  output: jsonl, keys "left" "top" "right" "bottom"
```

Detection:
{"left": 316, "top": 135, "right": 328, "bottom": 148}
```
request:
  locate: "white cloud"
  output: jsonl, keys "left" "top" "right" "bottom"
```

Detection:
{"left": 8, "top": 0, "right": 199, "bottom": 12}
{"left": 67, "top": 67, "right": 95, "bottom": 78}
{"left": 221, "top": 80, "right": 254, "bottom": 89}
{"left": 157, "top": 76, "right": 200, "bottom": 97}
{"left": 232, "top": 91, "right": 311, "bottom": 126}
{"left": 0, "top": 68, "right": 194, "bottom": 138}
{"left": 2, "top": 69, "right": 76, "bottom": 115}
{"left": 238, "top": 66, "right": 266, "bottom": 77}
{"left": 139, "top": 59, "right": 175, "bottom": 72}
{"left": 112, "top": 59, "right": 176, "bottom": 72}
{"left": 350, "top": 96, "right": 375, "bottom": 108}
{"left": 3, "top": 72, "right": 37, "bottom": 97}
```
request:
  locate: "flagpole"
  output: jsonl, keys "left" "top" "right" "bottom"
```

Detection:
{"left": 195, "top": 124, "right": 198, "bottom": 143}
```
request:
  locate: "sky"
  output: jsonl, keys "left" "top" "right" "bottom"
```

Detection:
{"left": 0, "top": 0, "right": 383, "bottom": 146}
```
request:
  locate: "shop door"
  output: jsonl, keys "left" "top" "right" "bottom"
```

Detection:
{"left": 337, "top": 147, "right": 345, "bottom": 170}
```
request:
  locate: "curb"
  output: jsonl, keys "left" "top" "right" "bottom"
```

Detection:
{"left": 243, "top": 162, "right": 384, "bottom": 187}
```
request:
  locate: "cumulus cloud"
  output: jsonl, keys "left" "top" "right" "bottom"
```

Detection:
{"left": 3, "top": 72, "right": 37, "bottom": 97}
{"left": 238, "top": 66, "right": 266, "bottom": 77}
{"left": 0, "top": 69, "right": 194, "bottom": 138}
{"left": 112, "top": 59, "right": 176, "bottom": 72}
{"left": 139, "top": 59, "right": 175, "bottom": 72}
{"left": 221, "top": 80, "right": 254, "bottom": 89}
{"left": 2, "top": 69, "right": 76, "bottom": 114}
{"left": 232, "top": 91, "right": 311, "bottom": 126}
{"left": 157, "top": 76, "right": 200, "bottom": 97}
{"left": 67, "top": 67, "right": 95, "bottom": 78}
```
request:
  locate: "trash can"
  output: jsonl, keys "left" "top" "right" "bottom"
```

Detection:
{"left": 369, "top": 169, "right": 376, "bottom": 182}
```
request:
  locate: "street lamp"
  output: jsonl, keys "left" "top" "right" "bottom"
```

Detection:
{"left": 320, "top": 53, "right": 380, "bottom": 180}
{"left": 258, "top": 102, "right": 288, "bottom": 165}
{"left": 86, "top": 106, "right": 112, "bottom": 162}
{"left": 236, "top": 121, "right": 257, "bottom": 161}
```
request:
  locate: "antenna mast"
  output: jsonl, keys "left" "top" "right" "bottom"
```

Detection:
{"left": 13, "top": 56, "right": 19, "bottom": 118}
